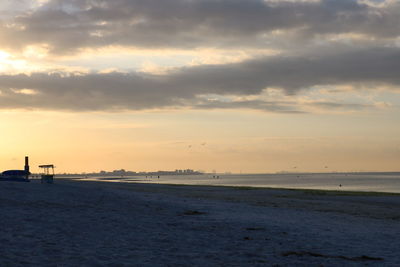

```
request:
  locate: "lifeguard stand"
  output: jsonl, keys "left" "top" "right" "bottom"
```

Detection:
{"left": 39, "top": 165, "right": 55, "bottom": 184}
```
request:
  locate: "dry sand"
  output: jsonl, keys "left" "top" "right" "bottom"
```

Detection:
{"left": 1, "top": 179, "right": 399, "bottom": 266}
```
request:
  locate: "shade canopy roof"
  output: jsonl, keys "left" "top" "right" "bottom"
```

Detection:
{"left": 39, "top": 165, "right": 55, "bottom": 168}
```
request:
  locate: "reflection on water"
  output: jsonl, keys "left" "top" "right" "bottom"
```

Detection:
{"left": 63, "top": 173, "right": 400, "bottom": 193}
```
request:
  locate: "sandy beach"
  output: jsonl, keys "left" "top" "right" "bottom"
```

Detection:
{"left": 1, "top": 179, "right": 399, "bottom": 266}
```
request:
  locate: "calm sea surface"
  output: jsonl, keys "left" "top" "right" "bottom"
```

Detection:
{"left": 69, "top": 173, "right": 400, "bottom": 193}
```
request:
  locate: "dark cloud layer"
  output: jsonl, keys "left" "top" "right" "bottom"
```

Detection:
{"left": 1, "top": 0, "right": 399, "bottom": 113}
{"left": 0, "top": 46, "right": 399, "bottom": 112}
{"left": 0, "top": 0, "right": 399, "bottom": 53}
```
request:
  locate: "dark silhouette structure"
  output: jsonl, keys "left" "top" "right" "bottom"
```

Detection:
{"left": 39, "top": 165, "right": 55, "bottom": 184}
{"left": 25, "top": 156, "right": 30, "bottom": 174}
{"left": 0, "top": 156, "right": 30, "bottom": 182}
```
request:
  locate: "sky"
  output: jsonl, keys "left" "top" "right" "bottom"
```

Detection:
{"left": 0, "top": 0, "right": 399, "bottom": 173}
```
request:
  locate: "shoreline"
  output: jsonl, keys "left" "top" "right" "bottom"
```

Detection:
{"left": 60, "top": 171, "right": 400, "bottom": 194}
{"left": 61, "top": 177, "right": 400, "bottom": 196}
{"left": 137, "top": 182, "right": 400, "bottom": 196}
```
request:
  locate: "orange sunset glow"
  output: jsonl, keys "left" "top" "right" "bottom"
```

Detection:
{"left": 0, "top": 0, "right": 399, "bottom": 173}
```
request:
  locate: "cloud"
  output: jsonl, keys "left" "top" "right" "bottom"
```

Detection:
{"left": 193, "top": 99, "right": 306, "bottom": 113}
{"left": 192, "top": 99, "right": 386, "bottom": 113}
{"left": 0, "top": 0, "right": 399, "bottom": 54}
{"left": 0, "top": 45, "right": 399, "bottom": 112}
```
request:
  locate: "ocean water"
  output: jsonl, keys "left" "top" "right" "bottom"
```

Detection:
{"left": 73, "top": 172, "right": 400, "bottom": 193}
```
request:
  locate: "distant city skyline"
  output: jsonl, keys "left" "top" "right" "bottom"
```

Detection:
{"left": 1, "top": 0, "right": 399, "bottom": 173}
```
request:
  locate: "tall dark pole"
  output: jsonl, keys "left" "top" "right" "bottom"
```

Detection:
{"left": 24, "top": 156, "right": 30, "bottom": 179}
